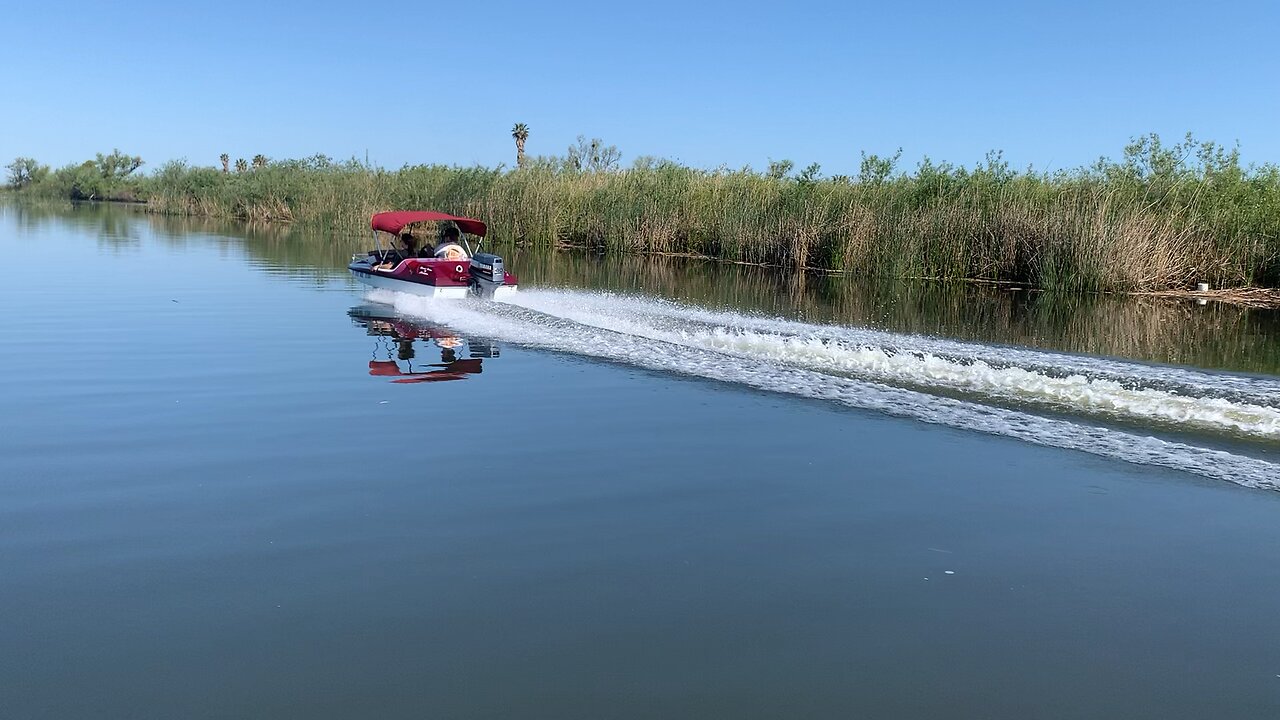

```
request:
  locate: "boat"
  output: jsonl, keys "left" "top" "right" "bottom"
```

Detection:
{"left": 348, "top": 210, "right": 518, "bottom": 300}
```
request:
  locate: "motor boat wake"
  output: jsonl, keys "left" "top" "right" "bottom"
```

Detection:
{"left": 348, "top": 210, "right": 518, "bottom": 300}
{"left": 348, "top": 304, "right": 500, "bottom": 384}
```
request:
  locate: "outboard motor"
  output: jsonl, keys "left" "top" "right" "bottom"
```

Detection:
{"left": 469, "top": 252, "right": 507, "bottom": 298}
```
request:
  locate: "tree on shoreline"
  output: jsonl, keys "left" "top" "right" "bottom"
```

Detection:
{"left": 511, "top": 123, "right": 529, "bottom": 168}
{"left": 566, "top": 135, "right": 620, "bottom": 172}
{"left": 858, "top": 148, "right": 902, "bottom": 184}
{"left": 94, "top": 149, "right": 144, "bottom": 179}
{"left": 766, "top": 159, "right": 793, "bottom": 180}
{"left": 6, "top": 157, "right": 49, "bottom": 189}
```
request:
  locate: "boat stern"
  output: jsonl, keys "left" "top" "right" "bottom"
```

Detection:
{"left": 469, "top": 253, "right": 518, "bottom": 300}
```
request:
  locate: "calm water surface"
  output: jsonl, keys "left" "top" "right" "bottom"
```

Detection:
{"left": 3, "top": 202, "right": 1279, "bottom": 718}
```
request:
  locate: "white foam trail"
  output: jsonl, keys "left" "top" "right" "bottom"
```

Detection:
{"left": 507, "top": 290, "right": 1280, "bottom": 439}
{"left": 512, "top": 290, "right": 1280, "bottom": 405}
{"left": 365, "top": 289, "right": 1280, "bottom": 490}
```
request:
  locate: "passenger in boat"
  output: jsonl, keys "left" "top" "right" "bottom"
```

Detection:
{"left": 435, "top": 226, "right": 469, "bottom": 261}
{"left": 398, "top": 232, "right": 418, "bottom": 257}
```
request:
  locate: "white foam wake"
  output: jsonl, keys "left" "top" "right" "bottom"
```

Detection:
{"left": 511, "top": 290, "right": 1280, "bottom": 406}
{"left": 365, "top": 288, "right": 1280, "bottom": 490}
{"left": 506, "top": 291, "right": 1280, "bottom": 439}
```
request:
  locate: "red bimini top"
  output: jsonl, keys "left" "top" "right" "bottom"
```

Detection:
{"left": 371, "top": 211, "right": 487, "bottom": 237}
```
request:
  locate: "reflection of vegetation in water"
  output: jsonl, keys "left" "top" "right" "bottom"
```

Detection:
{"left": 8, "top": 199, "right": 1278, "bottom": 375}
{"left": 146, "top": 213, "right": 363, "bottom": 285}
{"left": 5, "top": 199, "right": 142, "bottom": 249}
{"left": 3, "top": 199, "right": 361, "bottom": 285}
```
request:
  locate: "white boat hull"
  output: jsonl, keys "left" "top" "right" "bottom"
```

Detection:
{"left": 351, "top": 270, "right": 517, "bottom": 301}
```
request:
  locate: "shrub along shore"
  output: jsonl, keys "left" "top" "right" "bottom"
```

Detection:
{"left": 6, "top": 135, "right": 1279, "bottom": 292}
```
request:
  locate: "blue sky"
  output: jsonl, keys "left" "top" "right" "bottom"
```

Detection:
{"left": 5, "top": 0, "right": 1278, "bottom": 175}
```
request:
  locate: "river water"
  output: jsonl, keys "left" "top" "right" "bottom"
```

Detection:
{"left": 3, "top": 202, "right": 1279, "bottom": 718}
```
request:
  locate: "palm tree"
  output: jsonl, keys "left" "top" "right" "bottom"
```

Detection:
{"left": 219, "top": 153, "right": 230, "bottom": 174}
{"left": 252, "top": 154, "right": 267, "bottom": 169}
{"left": 511, "top": 123, "right": 530, "bottom": 168}
{"left": 235, "top": 158, "right": 248, "bottom": 173}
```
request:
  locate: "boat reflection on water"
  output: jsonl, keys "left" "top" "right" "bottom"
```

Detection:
{"left": 348, "top": 305, "right": 500, "bottom": 384}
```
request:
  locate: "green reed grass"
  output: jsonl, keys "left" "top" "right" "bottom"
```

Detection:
{"left": 11, "top": 134, "right": 1280, "bottom": 291}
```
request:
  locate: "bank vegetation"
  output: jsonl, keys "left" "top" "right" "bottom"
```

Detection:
{"left": 6, "top": 134, "right": 1279, "bottom": 291}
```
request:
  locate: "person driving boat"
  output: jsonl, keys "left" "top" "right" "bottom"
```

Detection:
{"left": 435, "top": 226, "right": 469, "bottom": 260}
{"left": 399, "top": 232, "right": 418, "bottom": 257}
{"left": 376, "top": 232, "right": 418, "bottom": 270}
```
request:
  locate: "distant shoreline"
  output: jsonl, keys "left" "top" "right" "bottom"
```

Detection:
{"left": 7, "top": 193, "right": 1279, "bottom": 308}
{"left": 6, "top": 134, "right": 1278, "bottom": 300}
